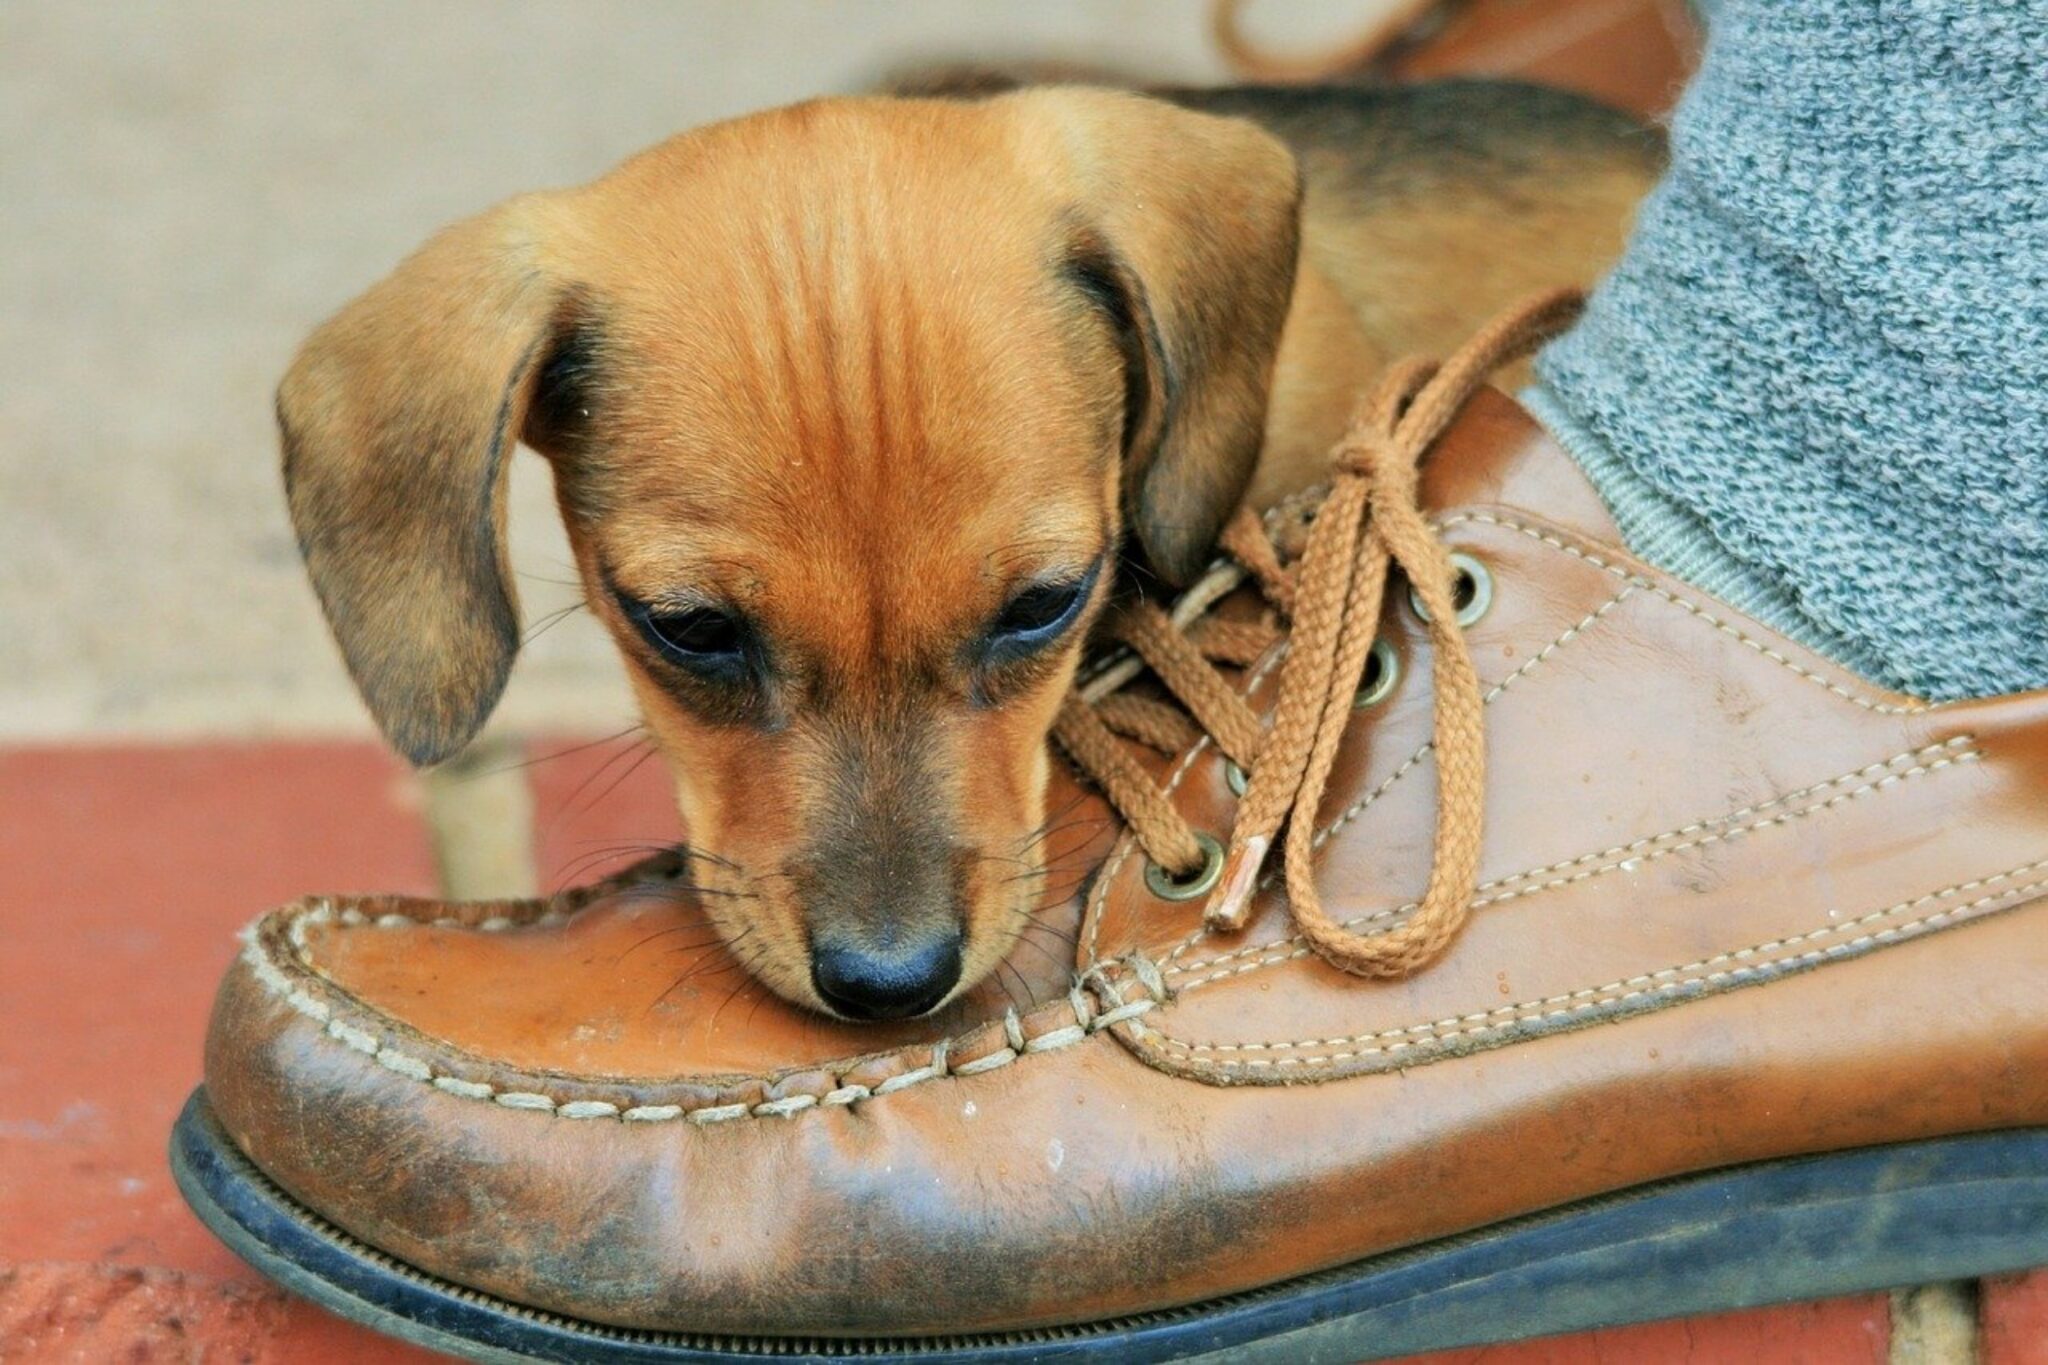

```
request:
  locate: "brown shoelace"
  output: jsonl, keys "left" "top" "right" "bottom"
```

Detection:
{"left": 1054, "top": 288, "right": 1585, "bottom": 978}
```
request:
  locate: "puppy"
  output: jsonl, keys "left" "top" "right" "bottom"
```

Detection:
{"left": 280, "top": 81, "right": 1658, "bottom": 1019}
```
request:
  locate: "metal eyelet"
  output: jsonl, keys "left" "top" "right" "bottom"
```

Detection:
{"left": 1145, "top": 832, "right": 1224, "bottom": 902}
{"left": 1408, "top": 552, "right": 1493, "bottom": 628}
{"left": 1353, "top": 637, "right": 1400, "bottom": 709}
{"left": 1224, "top": 759, "right": 1250, "bottom": 796}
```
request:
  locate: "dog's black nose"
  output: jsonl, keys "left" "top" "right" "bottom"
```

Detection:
{"left": 811, "top": 932, "right": 962, "bottom": 1021}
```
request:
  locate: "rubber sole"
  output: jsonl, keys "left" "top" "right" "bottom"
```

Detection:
{"left": 171, "top": 1089, "right": 2048, "bottom": 1363}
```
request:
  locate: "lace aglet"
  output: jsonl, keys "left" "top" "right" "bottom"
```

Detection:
{"left": 1203, "top": 834, "right": 1270, "bottom": 931}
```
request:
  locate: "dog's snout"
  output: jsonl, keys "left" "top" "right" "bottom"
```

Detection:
{"left": 811, "top": 932, "right": 963, "bottom": 1021}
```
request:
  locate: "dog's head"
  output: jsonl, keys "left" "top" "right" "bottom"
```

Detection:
{"left": 280, "top": 90, "right": 1301, "bottom": 1018}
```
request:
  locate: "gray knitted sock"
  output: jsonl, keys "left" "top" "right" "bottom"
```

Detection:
{"left": 1533, "top": 0, "right": 2048, "bottom": 702}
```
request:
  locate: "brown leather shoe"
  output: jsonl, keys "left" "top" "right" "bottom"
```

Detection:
{"left": 176, "top": 299, "right": 2048, "bottom": 1362}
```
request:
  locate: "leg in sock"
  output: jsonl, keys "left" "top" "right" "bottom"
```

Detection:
{"left": 1530, "top": 0, "right": 2048, "bottom": 701}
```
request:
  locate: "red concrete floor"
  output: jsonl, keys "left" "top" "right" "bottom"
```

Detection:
{"left": 1, "top": 738, "right": 2042, "bottom": 1362}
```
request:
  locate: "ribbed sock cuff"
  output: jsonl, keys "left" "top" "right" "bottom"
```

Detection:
{"left": 1521, "top": 383, "right": 1900, "bottom": 689}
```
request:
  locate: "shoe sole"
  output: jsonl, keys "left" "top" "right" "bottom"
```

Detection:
{"left": 171, "top": 1088, "right": 2047, "bottom": 1363}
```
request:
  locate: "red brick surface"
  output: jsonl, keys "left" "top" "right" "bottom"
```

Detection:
{"left": 1986, "top": 1269, "right": 2048, "bottom": 1365}
{"left": 0, "top": 743, "right": 445, "bottom": 1361}
{"left": 1395, "top": 1296, "right": 1889, "bottom": 1364}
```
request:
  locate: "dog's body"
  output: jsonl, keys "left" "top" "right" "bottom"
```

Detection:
{"left": 1165, "top": 82, "right": 1656, "bottom": 504}
{"left": 281, "top": 81, "right": 1658, "bottom": 1018}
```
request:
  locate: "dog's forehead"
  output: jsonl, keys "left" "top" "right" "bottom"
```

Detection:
{"left": 566, "top": 96, "right": 1067, "bottom": 317}
{"left": 561, "top": 99, "right": 1120, "bottom": 610}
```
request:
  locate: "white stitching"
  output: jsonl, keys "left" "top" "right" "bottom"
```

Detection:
{"left": 326, "top": 1019, "right": 378, "bottom": 1055}
{"left": 250, "top": 858, "right": 1171, "bottom": 1123}
{"left": 954, "top": 1048, "right": 1018, "bottom": 1076}
{"left": 623, "top": 1104, "right": 683, "bottom": 1123}
{"left": 1144, "top": 858, "right": 2048, "bottom": 1065}
{"left": 686, "top": 1103, "right": 750, "bottom": 1126}
{"left": 558, "top": 1100, "right": 620, "bottom": 1120}
{"left": 1093, "top": 999, "right": 1157, "bottom": 1028}
{"left": 244, "top": 921, "right": 1159, "bottom": 1124}
{"left": 873, "top": 1043, "right": 951, "bottom": 1096}
{"left": 1168, "top": 738, "right": 1978, "bottom": 982}
{"left": 1024, "top": 1024, "right": 1087, "bottom": 1052}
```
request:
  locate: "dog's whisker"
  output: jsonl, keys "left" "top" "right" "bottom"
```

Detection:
{"left": 992, "top": 959, "right": 1037, "bottom": 1014}
{"left": 521, "top": 601, "right": 587, "bottom": 645}
{"left": 549, "top": 845, "right": 675, "bottom": 889}
{"left": 535, "top": 737, "right": 660, "bottom": 844}
{"left": 970, "top": 850, "right": 1039, "bottom": 872}
{"left": 1012, "top": 791, "right": 1095, "bottom": 853}
{"left": 616, "top": 925, "right": 732, "bottom": 965}
{"left": 1006, "top": 851, "right": 1098, "bottom": 888}
{"left": 1005, "top": 897, "right": 1085, "bottom": 938}
{"left": 607, "top": 882, "right": 757, "bottom": 903}
{"left": 707, "top": 939, "right": 780, "bottom": 1031}
{"left": 1001, "top": 927, "right": 1073, "bottom": 973}
{"left": 566, "top": 839, "right": 687, "bottom": 857}
{"left": 681, "top": 847, "right": 747, "bottom": 874}
{"left": 547, "top": 844, "right": 705, "bottom": 894}
{"left": 515, "top": 570, "right": 589, "bottom": 589}
{"left": 1015, "top": 916, "right": 1081, "bottom": 949}
{"left": 1031, "top": 811, "right": 1116, "bottom": 840}
{"left": 469, "top": 723, "right": 646, "bottom": 780}
{"left": 570, "top": 741, "right": 664, "bottom": 820}
{"left": 1029, "top": 866, "right": 1100, "bottom": 896}
{"left": 644, "top": 928, "right": 757, "bottom": 1010}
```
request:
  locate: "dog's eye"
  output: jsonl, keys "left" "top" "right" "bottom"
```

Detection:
{"left": 986, "top": 562, "right": 1099, "bottom": 658}
{"left": 996, "top": 583, "right": 1084, "bottom": 636}
{"left": 628, "top": 603, "right": 750, "bottom": 678}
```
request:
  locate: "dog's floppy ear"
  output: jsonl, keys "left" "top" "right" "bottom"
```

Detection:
{"left": 279, "top": 194, "right": 572, "bottom": 765}
{"left": 1019, "top": 89, "right": 1303, "bottom": 584}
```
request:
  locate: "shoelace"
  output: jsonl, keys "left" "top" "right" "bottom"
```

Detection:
{"left": 1054, "top": 288, "right": 1586, "bottom": 978}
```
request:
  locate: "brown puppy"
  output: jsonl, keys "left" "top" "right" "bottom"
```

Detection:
{"left": 281, "top": 81, "right": 1658, "bottom": 1019}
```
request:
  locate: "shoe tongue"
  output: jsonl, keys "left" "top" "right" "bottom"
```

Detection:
{"left": 1417, "top": 387, "right": 1619, "bottom": 544}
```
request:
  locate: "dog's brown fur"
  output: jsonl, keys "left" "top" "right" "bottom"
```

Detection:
{"left": 280, "top": 81, "right": 1659, "bottom": 1015}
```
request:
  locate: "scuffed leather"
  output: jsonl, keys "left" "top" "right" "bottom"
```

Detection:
{"left": 205, "top": 391, "right": 2048, "bottom": 1336}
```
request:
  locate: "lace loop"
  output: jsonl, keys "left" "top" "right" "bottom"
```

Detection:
{"left": 1217, "top": 504, "right": 1297, "bottom": 614}
{"left": 1116, "top": 603, "right": 1267, "bottom": 769}
{"left": 1056, "top": 289, "right": 1586, "bottom": 978}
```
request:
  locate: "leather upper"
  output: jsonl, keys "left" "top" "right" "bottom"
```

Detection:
{"left": 204, "top": 391, "right": 2048, "bottom": 1335}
